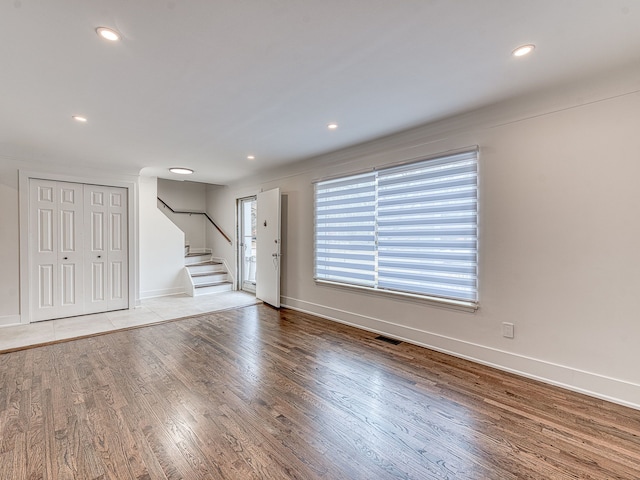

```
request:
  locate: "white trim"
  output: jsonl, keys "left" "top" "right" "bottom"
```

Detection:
{"left": 236, "top": 195, "right": 257, "bottom": 291}
{"left": 314, "top": 279, "right": 478, "bottom": 312}
{"left": 139, "top": 286, "right": 185, "bottom": 299}
{"left": 0, "top": 315, "right": 21, "bottom": 328}
{"left": 183, "top": 267, "right": 196, "bottom": 297}
{"left": 281, "top": 296, "right": 640, "bottom": 411}
{"left": 19, "top": 169, "right": 138, "bottom": 324}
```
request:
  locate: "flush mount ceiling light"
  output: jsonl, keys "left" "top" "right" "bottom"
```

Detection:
{"left": 327, "top": 123, "right": 338, "bottom": 130}
{"left": 96, "top": 27, "right": 121, "bottom": 42}
{"left": 247, "top": 155, "right": 256, "bottom": 160}
{"left": 169, "top": 167, "right": 194, "bottom": 175}
{"left": 72, "top": 115, "right": 87, "bottom": 122}
{"left": 512, "top": 44, "right": 535, "bottom": 57}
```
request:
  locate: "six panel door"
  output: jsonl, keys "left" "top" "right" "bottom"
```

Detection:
{"left": 29, "top": 179, "right": 129, "bottom": 321}
{"left": 84, "top": 184, "right": 129, "bottom": 314}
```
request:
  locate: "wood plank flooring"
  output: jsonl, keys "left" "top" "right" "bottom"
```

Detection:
{"left": 1, "top": 304, "right": 639, "bottom": 479}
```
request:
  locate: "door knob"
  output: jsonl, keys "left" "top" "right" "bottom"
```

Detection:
{"left": 63, "top": 257, "right": 68, "bottom": 260}
{"left": 97, "top": 255, "right": 101, "bottom": 258}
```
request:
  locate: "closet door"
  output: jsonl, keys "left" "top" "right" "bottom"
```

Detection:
{"left": 106, "top": 186, "right": 128, "bottom": 310}
{"left": 29, "top": 179, "right": 129, "bottom": 322}
{"left": 30, "top": 179, "right": 84, "bottom": 321}
{"left": 84, "top": 185, "right": 128, "bottom": 314}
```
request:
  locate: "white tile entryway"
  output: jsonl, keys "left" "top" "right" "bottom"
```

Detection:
{"left": 0, "top": 291, "right": 259, "bottom": 352}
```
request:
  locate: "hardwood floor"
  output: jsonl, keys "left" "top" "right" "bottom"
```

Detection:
{"left": 1, "top": 305, "right": 639, "bottom": 479}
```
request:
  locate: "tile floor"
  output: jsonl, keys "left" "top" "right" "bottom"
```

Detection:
{"left": 0, "top": 291, "right": 259, "bottom": 353}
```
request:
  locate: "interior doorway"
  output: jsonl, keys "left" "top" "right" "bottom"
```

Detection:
{"left": 238, "top": 196, "right": 257, "bottom": 293}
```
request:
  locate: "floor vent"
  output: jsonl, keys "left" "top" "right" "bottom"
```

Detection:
{"left": 375, "top": 335, "right": 402, "bottom": 345}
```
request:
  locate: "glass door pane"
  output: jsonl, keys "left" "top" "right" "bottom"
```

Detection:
{"left": 239, "top": 197, "right": 257, "bottom": 292}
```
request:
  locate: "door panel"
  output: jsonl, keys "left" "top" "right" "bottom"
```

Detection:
{"left": 85, "top": 184, "right": 108, "bottom": 312}
{"left": 91, "top": 263, "right": 105, "bottom": 301}
{"left": 61, "top": 263, "right": 77, "bottom": 305}
{"left": 111, "top": 213, "right": 123, "bottom": 251}
{"left": 30, "top": 179, "right": 84, "bottom": 321}
{"left": 84, "top": 184, "right": 128, "bottom": 313}
{"left": 91, "top": 212, "right": 104, "bottom": 251}
{"left": 38, "top": 264, "right": 54, "bottom": 308}
{"left": 107, "top": 188, "right": 128, "bottom": 309}
{"left": 111, "top": 262, "right": 124, "bottom": 299}
{"left": 256, "top": 188, "right": 281, "bottom": 308}
{"left": 57, "top": 182, "right": 83, "bottom": 315}
{"left": 38, "top": 209, "right": 54, "bottom": 252}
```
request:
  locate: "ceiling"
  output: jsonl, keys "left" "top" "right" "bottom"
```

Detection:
{"left": 1, "top": 1, "right": 639, "bottom": 185}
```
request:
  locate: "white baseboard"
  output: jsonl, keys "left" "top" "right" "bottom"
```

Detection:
{"left": 0, "top": 314, "right": 21, "bottom": 328}
{"left": 281, "top": 296, "right": 640, "bottom": 411}
{"left": 139, "top": 286, "right": 185, "bottom": 299}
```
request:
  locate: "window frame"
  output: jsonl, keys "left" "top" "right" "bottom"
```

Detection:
{"left": 313, "top": 147, "right": 479, "bottom": 311}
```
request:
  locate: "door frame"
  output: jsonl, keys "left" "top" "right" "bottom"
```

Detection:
{"left": 18, "top": 170, "right": 138, "bottom": 325}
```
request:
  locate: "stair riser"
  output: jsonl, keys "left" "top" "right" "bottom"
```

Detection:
{"left": 194, "top": 283, "right": 233, "bottom": 295}
{"left": 185, "top": 255, "right": 212, "bottom": 265}
{"left": 193, "top": 274, "right": 228, "bottom": 285}
{"left": 187, "top": 264, "right": 225, "bottom": 274}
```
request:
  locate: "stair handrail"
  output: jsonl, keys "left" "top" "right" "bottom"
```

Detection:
{"left": 157, "top": 197, "right": 232, "bottom": 245}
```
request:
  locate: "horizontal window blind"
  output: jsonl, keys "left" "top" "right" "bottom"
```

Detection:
{"left": 314, "top": 172, "right": 377, "bottom": 287}
{"left": 377, "top": 151, "right": 478, "bottom": 301}
{"left": 314, "top": 149, "right": 478, "bottom": 305}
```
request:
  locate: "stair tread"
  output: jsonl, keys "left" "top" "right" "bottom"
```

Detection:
{"left": 191, "top": 271, "right": 226, "bottom": 277}
{"left": 186, "top": 260, "right": 223, "bottom": 267}
{"left": 185, "top": 252, "right": 211, "bottom": 257}
{"left": 195, "top": 281, "right": 232, "bottom": 288}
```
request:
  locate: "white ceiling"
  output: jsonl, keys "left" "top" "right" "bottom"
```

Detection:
{"left": 1, "top": 1, "right": 639, "bottom": 184}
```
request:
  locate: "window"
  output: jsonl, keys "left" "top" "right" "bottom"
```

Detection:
{"left": 314, "top": 149, "right": 478, "bottom": 306}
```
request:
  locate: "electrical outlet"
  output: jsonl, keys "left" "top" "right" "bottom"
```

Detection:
{"left": 502, "top": 322, "right": 515, "bottom": 339}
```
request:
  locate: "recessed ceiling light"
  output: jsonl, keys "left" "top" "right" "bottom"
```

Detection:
{"left": 72, "top": 115, "right": 87, "bottom": 122}
{"left": 169, "top": 167, "right": 194, "bottom": 175}
{"left": 96, "top": 27, "right": 121, "bottom": 42}
{"left": 247, "top": 155, "right": 255, "bottom": 160}
{"left": 327, "top": 123, "right": 338, "bottom": 130}
{"left": 512, "top": 44, "right": 535, "bottom": 57}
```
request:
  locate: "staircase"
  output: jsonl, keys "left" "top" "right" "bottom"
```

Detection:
{"left": 184, "top": 247, "right": 233, "bottom": 296}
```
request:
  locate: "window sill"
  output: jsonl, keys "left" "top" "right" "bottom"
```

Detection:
{"left": 314, "top": 279, "right": 478, "bottom": 313}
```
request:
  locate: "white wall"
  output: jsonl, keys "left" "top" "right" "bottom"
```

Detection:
{"left": 205, "top": 66, "right": 640, "bottom": 409}
{"left": 139, "top": 176, "right": 187, "bottom": 298}
{"left": 0, "top": 160, "right": 21, "bottom": 325}
{"left": 157, "top": 179, "right": 208, "bottom": 250}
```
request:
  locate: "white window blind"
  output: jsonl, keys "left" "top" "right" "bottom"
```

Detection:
{"left": 377, "top": 151, "right": 478, "bottom": 302}
{"left": 314, "top": 149, "right": 478, "bottom": 305}
{"left": 314, "top": 172, "right": 377, "bottom": 287}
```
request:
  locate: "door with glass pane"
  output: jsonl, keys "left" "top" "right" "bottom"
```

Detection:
{"left": 238, "top": 196, "right": 257, "bottom": 292}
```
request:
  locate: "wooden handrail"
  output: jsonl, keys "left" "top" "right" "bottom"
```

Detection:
{"left": 157, "top": 197, "right": 232, "bottom": 245}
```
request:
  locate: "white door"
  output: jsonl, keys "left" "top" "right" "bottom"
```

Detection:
{"left": 84, "top": 185, "right": 128, "bottom": 314}
{"left": 255, "top": 188, "right": 281, "bottom": 308}
{"left": 29, "top": 179, "right": 129, "bottom": 321}
{"left": 30, "top": 179, "right": 84, "bottom": 321}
